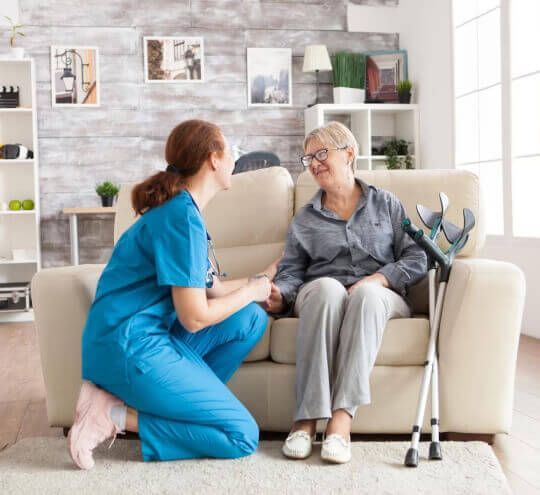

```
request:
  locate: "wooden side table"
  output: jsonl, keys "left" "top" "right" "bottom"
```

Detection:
{"left": 62, "top": 207, "right": 116, "bottom": 265}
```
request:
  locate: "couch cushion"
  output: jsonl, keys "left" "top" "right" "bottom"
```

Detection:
{"left": 295, "top": 169, "right": 486, "bottom": 257}
{"left": 244, "top": 316, "right": 272, "bottom": 362}
{"left": 270, "top": 317, "right": 430, "bottom": 366}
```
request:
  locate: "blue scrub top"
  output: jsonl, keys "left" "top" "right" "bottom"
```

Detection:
{"left": 81, "top": 189, "right": 212, "bottom": 386}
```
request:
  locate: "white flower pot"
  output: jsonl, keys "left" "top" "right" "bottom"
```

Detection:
{"left": 9, "top": 47, "right": 25, "bottom": 59}
{"left": 333, "top": 87, "right": 365, "bottom": 104}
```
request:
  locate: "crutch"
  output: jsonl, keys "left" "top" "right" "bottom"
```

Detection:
{"left": 402, "top": 203, "right": 476, "bottom": 467}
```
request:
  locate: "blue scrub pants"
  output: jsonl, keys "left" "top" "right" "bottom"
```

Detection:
{"left": 90, "top": 302, "right": 268, "bottom": 462}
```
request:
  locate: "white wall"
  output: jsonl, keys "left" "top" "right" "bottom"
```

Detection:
{"left": 1, "top": 0, "right": 19, "bottom": 25}
{"left": 348, "top": 0, "right": 455, "bottom": 170}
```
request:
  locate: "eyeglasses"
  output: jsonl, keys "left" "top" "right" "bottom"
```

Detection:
{"left": 300, "top": 146, "right": 348, "bottom": 168}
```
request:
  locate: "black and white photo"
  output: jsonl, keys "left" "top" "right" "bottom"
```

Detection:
{"left": 247, "top": 48, "right": 292, "bottom": 107}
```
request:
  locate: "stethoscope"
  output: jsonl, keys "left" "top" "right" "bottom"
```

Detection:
{"left": 206, "top": 232, "right": 226, "bottom": 288}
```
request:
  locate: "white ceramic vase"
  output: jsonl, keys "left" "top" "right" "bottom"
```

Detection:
{"left": 9, "top": 47, "right": 25, "bottom": 59}
{"left": 333, "top": 87, "right": 365, "bottom": 104}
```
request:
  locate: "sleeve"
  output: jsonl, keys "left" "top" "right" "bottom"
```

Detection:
{"left": 376, "top": 193, "right": 428, "bottom": 297}
{"left": 151, "top": 206, "right": 208, "bottom": 288}
{"left": 271, "top": 222, "right": 310, "bottom": 316}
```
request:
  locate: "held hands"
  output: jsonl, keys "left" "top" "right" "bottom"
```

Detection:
{"left": 261, "top": 283, "right": 285, "bottom": 314}
{"left": 247, "top": 274, "right": 272, "bottom": 302}
{"left": 347, "top": 273, "right": 389, "bottom": 295}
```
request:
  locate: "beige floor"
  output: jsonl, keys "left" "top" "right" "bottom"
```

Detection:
{"left": 0, "top": 322, "right": 539, "bottom": 494}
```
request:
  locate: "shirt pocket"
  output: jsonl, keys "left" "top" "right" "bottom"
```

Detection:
{"left": 360, "top": 216, "right": 395, "bottom": 263}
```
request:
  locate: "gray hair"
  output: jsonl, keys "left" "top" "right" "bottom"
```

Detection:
{"left": 303, "top": 121, "right": 359, "bottom": 169}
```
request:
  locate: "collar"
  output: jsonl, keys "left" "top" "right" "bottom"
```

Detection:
{"left": 308, "top": 177, "right": 376, "bottom": 213}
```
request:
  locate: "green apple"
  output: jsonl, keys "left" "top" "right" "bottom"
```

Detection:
{"left": 8, "top": 200, "right": 22, "bottom": 211}
{"left": 22, "top": 199, "right": 35, "bottom": 210}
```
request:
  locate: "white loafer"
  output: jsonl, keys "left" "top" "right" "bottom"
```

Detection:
{"left": 321, "top": 433, "right": 352, "bottom": 464}
{"left": 282, "top": 430, "right": 315, "bottom": 459}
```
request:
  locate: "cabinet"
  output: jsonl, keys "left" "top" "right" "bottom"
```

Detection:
{"left": 304, "top": 103, "right": 420, "bottom": 171}
{"left": 0, "top": 59, "right": 40, "bottom": 322}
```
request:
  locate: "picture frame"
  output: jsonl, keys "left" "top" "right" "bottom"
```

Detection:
{"left": 247, "top": 47, "right": 292, "bottom": 107}
{"left": 143, "top": 36, "right": 205, "bottom": 83}
{"left": 364, "top": 49, "right": 408, "bottom": 103}
{"left": 50, "top": 46, "right": 100, "bottom": 107}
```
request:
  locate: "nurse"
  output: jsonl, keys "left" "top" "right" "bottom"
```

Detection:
{"left": 68, "top": 119, "right": 274, "bottom": 469}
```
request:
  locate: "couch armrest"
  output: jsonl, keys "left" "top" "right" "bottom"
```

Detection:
{"left": 438, "top": 258, "right": 526, "bottom": 433}
{"left": 31, "top": 264, "right": 105, "bottom": 426}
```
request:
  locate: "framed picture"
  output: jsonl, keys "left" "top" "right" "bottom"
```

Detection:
{"left": 144, "top": 37, "right": 204, "bottom": 83}
{"left": 364, "top": 49, "right": 408, "bottom": 103}
{"left": 50, "top": 46, "right": 100, "bottom": 107}
{"left": 247, "top": 48, "right": 292, "bottom": 107}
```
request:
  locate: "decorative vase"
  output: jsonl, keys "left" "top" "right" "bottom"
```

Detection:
{"left": 398, "top": 89, "right": 411, "bottom": 104}
{"left": 100, "top": 195, "right": 114, "bottom": 207}
{"left": 333, "top": 87, "right": 365, "bottom": 104}
{"left": 9, "top": 47, "right": 25, "bottom": 60}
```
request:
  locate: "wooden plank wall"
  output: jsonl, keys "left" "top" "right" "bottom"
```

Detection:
{"left": 16, "top": 0, "right": 398, "bottom": 266}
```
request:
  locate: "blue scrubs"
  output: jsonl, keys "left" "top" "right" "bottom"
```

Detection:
{"left": 81, "top": 190, "right": 268, "bottom": 461}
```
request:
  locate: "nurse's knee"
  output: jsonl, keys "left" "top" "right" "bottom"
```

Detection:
{"left": 228, "top": 413, "right": 259, "bottom": 457}
{"left": 240, "top": 302, "right": 268, "bottom": 340}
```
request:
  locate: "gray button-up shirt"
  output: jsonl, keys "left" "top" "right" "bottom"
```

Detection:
{"left": 273, "top": 177, "right": 428, "bottom": 311}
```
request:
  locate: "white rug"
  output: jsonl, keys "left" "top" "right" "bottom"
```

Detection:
{"left": 0, "top": 438, "right": 511, "bottom": 494}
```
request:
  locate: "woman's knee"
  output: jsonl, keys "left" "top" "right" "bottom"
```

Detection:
{"left": 348, "top": 283, "right": 388, "bottom": 310}
{"left": 302, "top": 277, "right": 348, "bottom": 309}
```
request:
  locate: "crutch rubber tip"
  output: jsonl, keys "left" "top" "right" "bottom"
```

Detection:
{"left": 404, "top": 448, "right": 419, "bottom": 467}
{"left": 429, "top": 441, "right": 442, "bottom": 460}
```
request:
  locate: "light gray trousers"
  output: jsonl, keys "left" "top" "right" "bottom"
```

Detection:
{"left": 293, "top": 277, "right": 411, "bottom": 421}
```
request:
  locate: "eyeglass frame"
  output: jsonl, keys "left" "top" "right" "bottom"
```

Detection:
{"left": 299, "top": 146, "right": 349, "bottom": 168}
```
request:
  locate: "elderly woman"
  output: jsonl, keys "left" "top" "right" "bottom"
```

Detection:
{"left": 262, "top": 122, "right": 427, "bottom": 464}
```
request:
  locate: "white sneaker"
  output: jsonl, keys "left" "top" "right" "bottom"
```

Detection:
{"left": 321, "top": 433, "right": 352, "bottom": 464}
{"left": 282, "top": 430, "right": 315, "bottom": 459}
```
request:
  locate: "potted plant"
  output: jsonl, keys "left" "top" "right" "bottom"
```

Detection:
{"left": 3, "top": 16, "right": 25, "bottom": 59}
{"left": 95, "top": 181, "right": 120, "bottom": 207}
{"left": 382, "top": 138, "right": 414, "bottom": 170}
{"left": 331, "top": 52, "right": 365, "bottom": 104}
{"left": 397, "top": 79, "right": 412, "bottom": 104}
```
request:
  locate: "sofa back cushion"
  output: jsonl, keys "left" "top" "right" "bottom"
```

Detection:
{"left": 114, "top": 166, "right": 295, "bottom": 278}
{"left": 295, "top": 169, "right": 486, "bottom": 257}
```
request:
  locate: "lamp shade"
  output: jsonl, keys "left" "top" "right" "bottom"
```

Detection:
{"left": 302, "top": 45, "right": 332, "bottom": 72}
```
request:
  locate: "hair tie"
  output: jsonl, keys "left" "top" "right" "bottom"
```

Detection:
{"left": 166, "top": 164, "right": 183, "bottom": 175}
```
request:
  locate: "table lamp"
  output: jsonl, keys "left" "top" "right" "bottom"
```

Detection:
{"left": 303, "top": 45, "right": 332, "bottom": 107}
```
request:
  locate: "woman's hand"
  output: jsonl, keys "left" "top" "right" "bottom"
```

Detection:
{"left": 347, "top": 273, "right": 389, "bottom": 295}
{"left": 261, "top": 283, "right": 285, "bottom": 313}
{"left": 247, "top": 274, "right": 272, "bottom": 302}
{"left": 261, "top": 253, "right": 283, "bottom": 281}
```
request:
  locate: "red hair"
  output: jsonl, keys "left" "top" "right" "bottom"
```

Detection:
{"left": 131, "top": 119, "right": 225, "bottom": 215}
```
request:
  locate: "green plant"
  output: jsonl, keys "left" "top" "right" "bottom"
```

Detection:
{"left": 396, "top": 79, "right": 412, "bottom": 94}
{"left": 95, "top": 181, "right": 120, "bottom": 198}
{"left": 331, "top": 52, "right": 365, "bottom": 89}
{"left": 382, "top": 138, "right": 414, "bottom": 170}
{"left": 3, "top": 16, "right": 25, "bottom": 48}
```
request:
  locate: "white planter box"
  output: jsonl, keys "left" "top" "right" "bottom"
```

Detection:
{"left": 9, "top": 47, "right": 25, "bottom": 59}
{"left": 333, "top": 87, "right": 365, "bottom": 104}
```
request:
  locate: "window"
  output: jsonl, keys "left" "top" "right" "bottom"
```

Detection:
{"left": 453, "top": 0, "right": 540, "bottom": 238}
{"left": 510, "top": 0, "right": 540, "bottom": 237}
{"left": 453, "top": 0, "right": 503, "bottom": 235}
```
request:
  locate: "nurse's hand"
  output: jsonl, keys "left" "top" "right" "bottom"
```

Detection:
{"left": 247, "top": 274, "right": 272, "bottom": 302}
{"left": 261, "top": 283, "right": 285, "bottom": 313}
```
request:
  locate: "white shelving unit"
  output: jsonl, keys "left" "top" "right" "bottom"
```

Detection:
{"left": 0, "top": 59, "right": 40, "bottom": 323}
{"left": 304, "top": 103, "right": 420, "bottom": 170}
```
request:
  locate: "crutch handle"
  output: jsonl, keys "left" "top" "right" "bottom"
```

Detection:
{"left": 402, "top": 218, "right": 451, "bottom": 280}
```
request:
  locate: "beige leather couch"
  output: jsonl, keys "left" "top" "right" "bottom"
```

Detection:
{"left": 32, "top": 167, "right": 526, "bottom": 439}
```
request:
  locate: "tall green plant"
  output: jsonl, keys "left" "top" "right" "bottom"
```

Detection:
{"left": 331, "top": 52, "right": 365, "bottom": 89}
